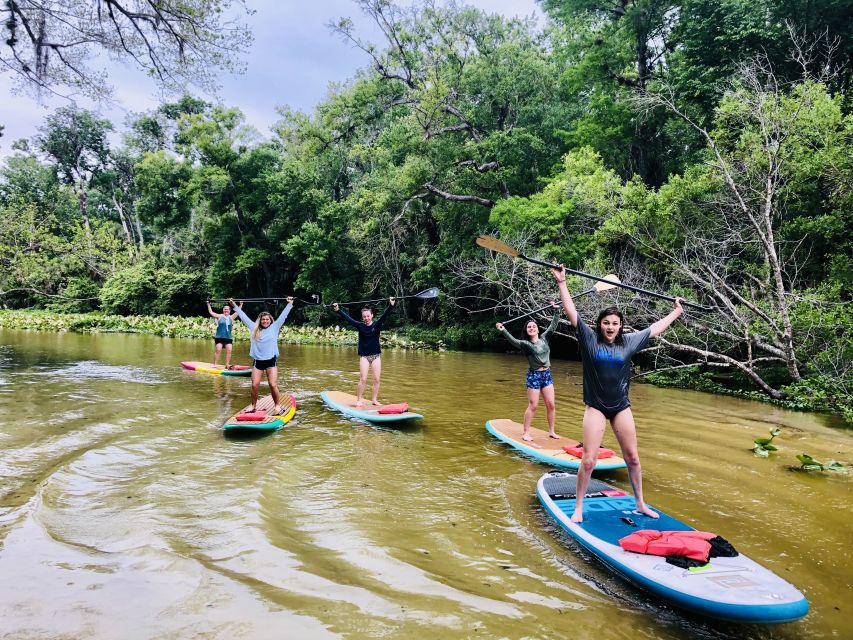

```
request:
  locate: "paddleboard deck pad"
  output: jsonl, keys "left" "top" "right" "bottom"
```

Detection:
{"left": 537, "top": 472, "right": 808, "bottom": 623}
{"left": 181, "top": 361, "right": 252, "bottom": 377}
{"left": 321, "top": 390, "right": 423, "bottom": 423}
{"left": 223, "top": 394, "right": 297, "bottom": 431}
{"left": 486, "top": 419, "right": 626, "bottom": 470}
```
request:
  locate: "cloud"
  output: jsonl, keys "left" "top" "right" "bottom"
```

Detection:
{"left": 0, "top": 0, "right": 541, "bottom": 157}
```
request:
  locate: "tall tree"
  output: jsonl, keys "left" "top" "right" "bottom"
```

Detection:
{"left": 36, "top": 106, "right": 113, "bottom": 232}
{"left": 542, "top": 0, "right": 679, "bottom": 184}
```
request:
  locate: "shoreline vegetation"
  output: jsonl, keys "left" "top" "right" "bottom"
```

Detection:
{"left": 1, "top": 309, "right": 849, "bottom": 426}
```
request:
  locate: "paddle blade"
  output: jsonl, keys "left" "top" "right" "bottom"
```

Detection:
{"left": 476, "top": 235, "right": 519, "bottom": 258}
{"left": 593, "top": 274, "right": 620, "bottom": 292}
{"left": 415, "top": 287, "right": 440, "bottom": 299}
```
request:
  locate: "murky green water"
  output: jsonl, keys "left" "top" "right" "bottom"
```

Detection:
{"left": 0, "top": 329, "right": 850, "bottom": 639}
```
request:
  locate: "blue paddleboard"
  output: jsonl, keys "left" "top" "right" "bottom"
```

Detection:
{"left": 537, "top": 472, "right": 808, "bottom": 623}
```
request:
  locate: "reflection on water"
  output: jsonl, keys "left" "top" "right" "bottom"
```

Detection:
{"left": 0, "top": 328, "right": 850, "bottom": 639}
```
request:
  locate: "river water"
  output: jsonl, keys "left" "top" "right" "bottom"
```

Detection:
{"left": 0, "top": 329, "right": 850, "bottom": 639}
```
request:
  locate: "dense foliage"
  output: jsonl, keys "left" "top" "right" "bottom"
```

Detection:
{"left": 1, "top": 0, "right": 850, "bottom": 420}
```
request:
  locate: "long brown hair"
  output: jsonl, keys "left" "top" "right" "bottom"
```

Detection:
{"left": 595, "top": 306, "right": 625, "bottom": 345}
{"left": 253, "top": 311, "right": 273, "bottom": 341}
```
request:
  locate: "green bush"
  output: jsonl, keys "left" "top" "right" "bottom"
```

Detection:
{"left": 100, "top": 262, "right": 157, "bottom": 315}
{"left": 152, "top": 267, "right": 207, "bottom": 315}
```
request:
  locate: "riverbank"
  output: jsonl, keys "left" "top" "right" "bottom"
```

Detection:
{"left": 1, "top": 310, "right": 849, "bottom": 424}
{"left": 0, "top": 309, "right": 446, "bottom": 350}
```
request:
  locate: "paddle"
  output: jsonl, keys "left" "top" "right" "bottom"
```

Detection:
{"left": 501, "top": 275, "right": 621, "bottom": 325}
{"left": 476, "top": 235, "right": 714, "bottom": 312}
{"left": 331, "top": 287, "right": 440, "bottom": 306}
{"left": 209, "top": 293, "right": 322, "bottom": 306}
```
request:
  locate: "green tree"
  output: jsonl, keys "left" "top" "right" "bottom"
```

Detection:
{"left": 36, "top": 107, "right": 113, "bottom": 233}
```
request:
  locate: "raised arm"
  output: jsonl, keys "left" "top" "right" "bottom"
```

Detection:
{"left": 374, "top": 297, "right": 396, "bottom": 330}
{"left": 230, "top": 299, "right": 254, "bottom": 332}
{"left": 551, "top": 266, "right": 579, "bottom": 327}
{"left": 334, "top": 304, "right": 361, "bottom": 329}
{"left": 541, "top": 305, "right": 561, "bottom": 340}
{"left": 271, "top": 297, "right": 295, "bottom": 331}
{"left": 649, "top": 298, "right": 684, "bottom": 337}
{"left": 495, "top": 322, "right": 523, "bottom": 349}
{"left": 206, "top": 300, "right": 220, "bottom": 320}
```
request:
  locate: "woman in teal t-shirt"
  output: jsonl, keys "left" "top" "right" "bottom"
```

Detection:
{"left": 206, "top": 301, "right": 237, "bottom": 369}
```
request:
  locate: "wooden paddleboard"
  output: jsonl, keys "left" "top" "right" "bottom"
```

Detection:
{"left": 181, "top": 361, "right": 252, "bottom": 377}
{"left": 538, "top": 472, "right": 808, "bottom": 623}
{"left": 223, "top": 394, "right": 297, "bottom": 432}
{"left": 486, "top": 419, "right": 627, "bottom": 470}
{"left": 320, "top": 390, "right": 423, "bottom": 423}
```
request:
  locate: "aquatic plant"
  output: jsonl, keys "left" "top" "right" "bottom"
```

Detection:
{"left": 795, "top": 454, "right": 848, "bottom": 473}
{"left": 753, "top": 428, "right": 781, "bottom": 457}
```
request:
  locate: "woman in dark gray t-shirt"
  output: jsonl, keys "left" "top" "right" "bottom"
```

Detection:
{"left": 552, "top": 265, "right": 685, "bottom": 524}
{"left": 495, "top": 303, "right": 562, "bottom": 442}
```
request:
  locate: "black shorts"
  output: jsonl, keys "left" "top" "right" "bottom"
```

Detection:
{"left": 587, "top": 404, "right": 629, "bottom": 422}
{"left": 253, "top": 356, "right": 278, "bottom": 371}
{"left": 214, "top": 337, "right": 233, "bottom": 346}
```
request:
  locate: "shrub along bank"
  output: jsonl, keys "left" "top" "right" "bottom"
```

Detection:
{"left": 0, "top": 310, "right": 464, "bottom": 350}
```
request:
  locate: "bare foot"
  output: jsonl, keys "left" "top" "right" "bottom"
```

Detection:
{"left": 548, "top": 432, "right": 560, "bottom": 439}
{"left": 355, "top": 401, "right": 365, "bottom": 408}
{"left": 570, "top": 509, "right": 584, "bottom": 523}
{"left": 371, "top": 400, "right": 381, "bottom": 406}
{"left": 635, "top": 506, "right": 660, "bottom": 519}
{"left": 522, "top": 433, "right": 534, "bottom": 442}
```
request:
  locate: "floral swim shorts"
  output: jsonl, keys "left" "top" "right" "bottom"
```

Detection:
{"left": 526, "top": 368, "right": 553, "bottom": 390}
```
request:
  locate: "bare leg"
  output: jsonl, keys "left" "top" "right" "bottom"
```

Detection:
{"left": 356, "top": 357, "right": 369, "bottom": 407}
{"left": 224, "top": 343, "right": 233, "bottom": 369}
{"left": 213, "top": 342, "right": 223, "bottom": 367}
{"left": 611, "top": 408, "right": 658, "bottom": 519}
{"left": 571, "top": 407, "right": 607, "bottom": 523}
{"left": 250, "top": 367, "right": 262, "bottom": 411}
{"left": 542, "top": 384, "right": 558, "bottom": 438}
{"left": 266, "top": 366, "right": 283, "bottom": 411}
{"left": 522, "top": 387, "right": 540, "bottom": 441}
{"left": 370, "top": 357, "right": 382, "bottom": 405}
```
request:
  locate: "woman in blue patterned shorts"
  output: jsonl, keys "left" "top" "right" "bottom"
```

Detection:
{"left": 496, "top": 302, "right": 562, "bottom": 442}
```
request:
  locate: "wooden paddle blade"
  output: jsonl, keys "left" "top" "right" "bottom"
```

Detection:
{"left": 476, "top": 235, "right": 519, "bottom": 258}
{"left": 593, "top": 274, "right": 620, "bottom": 292}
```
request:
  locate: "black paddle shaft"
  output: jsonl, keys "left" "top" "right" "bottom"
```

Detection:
{"left": 502, "top": 287, "right": 598, "bottom": 325}
{"left": 520, "top": 254, "right": 714, "bottom": 312}
{"left": 330, "top": 287, "right": 439, "bottom": 307}
{"left": 209, "top": 295, "right": 321, "bottom": 305}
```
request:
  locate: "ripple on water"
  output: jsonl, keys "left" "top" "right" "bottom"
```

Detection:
{"left": 31, "top": 360, "right": 165, "bottom": 384}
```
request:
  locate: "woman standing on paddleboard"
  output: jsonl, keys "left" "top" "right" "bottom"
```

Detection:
{"left": 206, "top": 300, "right": 238, "bottom": 369}
{"left": 230, "top": 297, "right": 294, "bottom": 415}
{"left": 331, "top": 297, "right": 396, "bottom": 407}
{"left": 552, "top": 266, "right": 684, "bottom": 523}
{"left": 495, "top": 303, "right": 562, "bottom": 442}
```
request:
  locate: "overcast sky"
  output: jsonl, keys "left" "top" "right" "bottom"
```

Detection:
{"left": 0, "top": 0, "right": 541, "bottom": 157}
